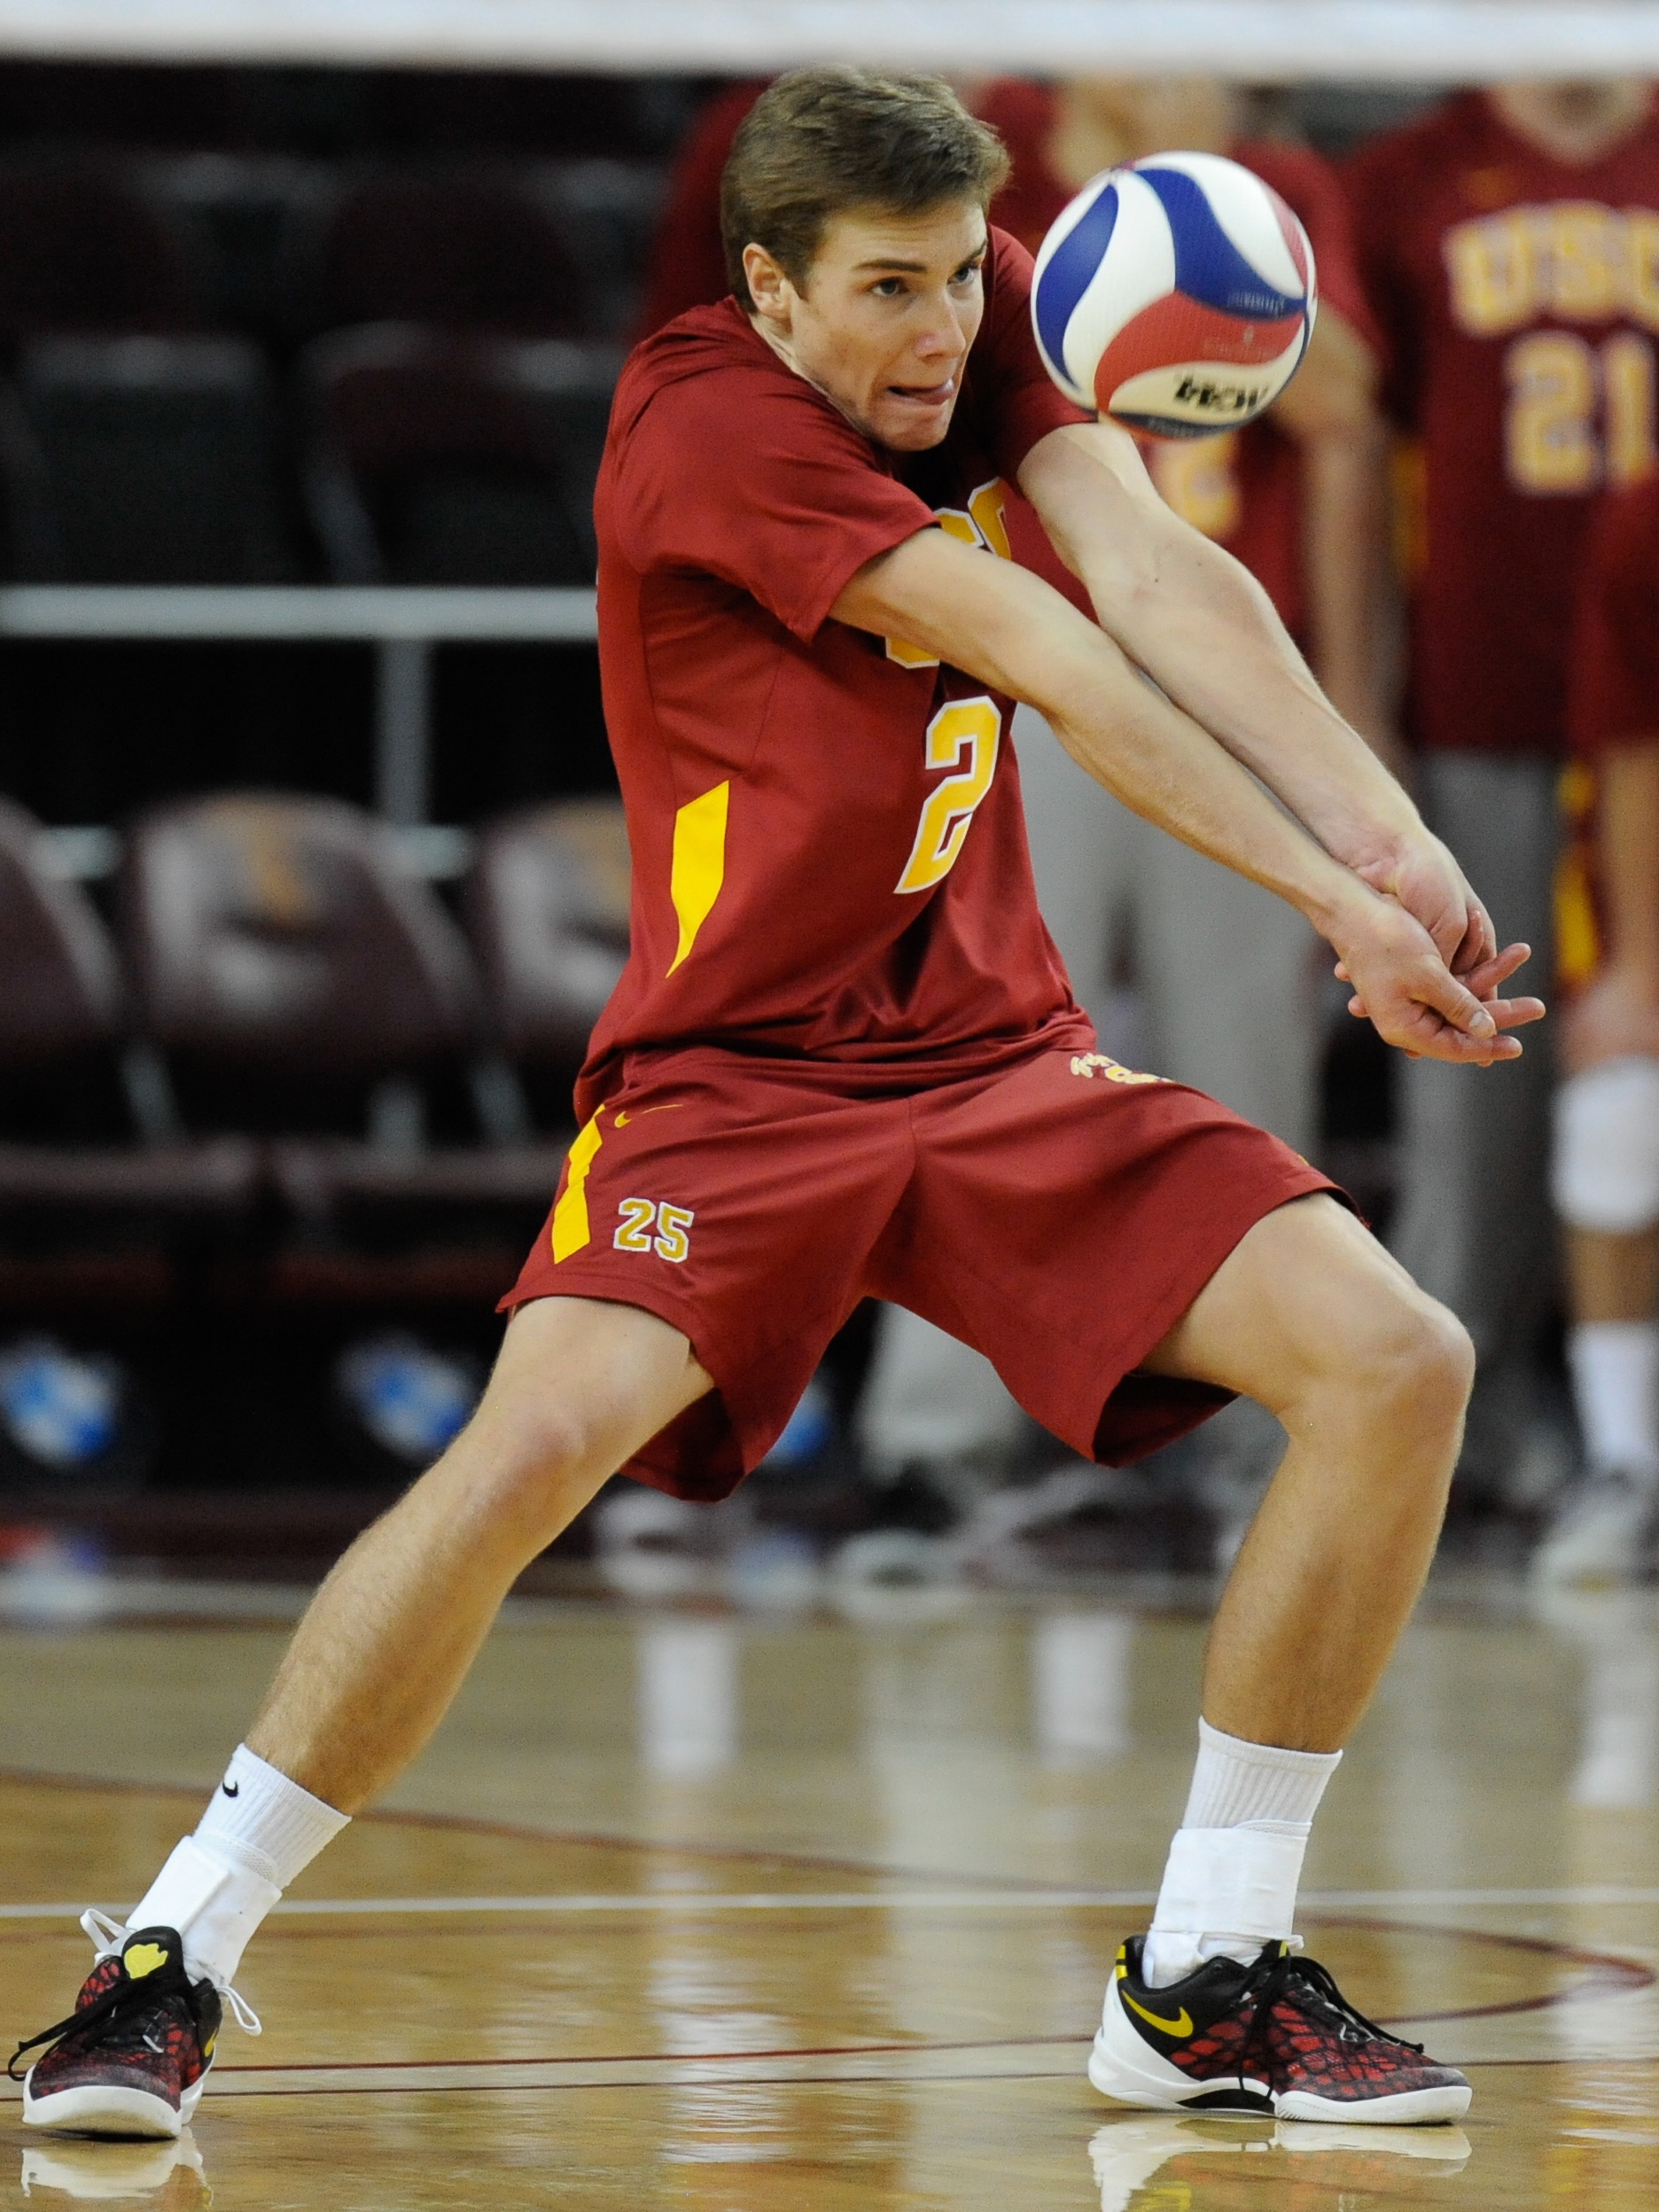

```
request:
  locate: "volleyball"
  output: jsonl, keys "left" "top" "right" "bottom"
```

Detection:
{"left": 1030, "top": 151, "right": 1317, "bottom": 438}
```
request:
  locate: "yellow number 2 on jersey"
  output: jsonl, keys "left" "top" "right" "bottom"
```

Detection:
{"left": 894, "top": 697, "right": 1002, "bottom": 895}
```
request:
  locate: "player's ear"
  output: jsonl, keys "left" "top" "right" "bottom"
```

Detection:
{"left": 743, "top": 243, "right": 795, "bottom": 328}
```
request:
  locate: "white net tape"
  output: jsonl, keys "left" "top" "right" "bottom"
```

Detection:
{"left": 5, "top": 1, "right": 1659, "bottom": 81}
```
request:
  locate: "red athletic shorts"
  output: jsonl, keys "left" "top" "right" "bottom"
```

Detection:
{"left": 502, "top": 1040, "right": 1337, "bottom": 1501}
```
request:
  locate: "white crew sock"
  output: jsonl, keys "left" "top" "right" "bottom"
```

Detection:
{"left": 121, "top": 1746, "right": 349, "bottom": 1991}
{"left": 1569, "top": 1320, "right": 1659, "bottom": 1485}
{"left": 1141, "top": 1718, "right": 1342, "bottom": 1988}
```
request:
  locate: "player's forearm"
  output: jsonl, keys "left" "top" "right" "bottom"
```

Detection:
{"left": 1600, "top": 739, "right": 1659, "bottom": 987}
{"left": 1037, "top": 636, "right": 1373, "bottom": 943}
{"left": 1019, "top": 425, "right": 1421, "bottom": 870}
{"left": 833, "top": 527, "right": 1368, "bottom": 941}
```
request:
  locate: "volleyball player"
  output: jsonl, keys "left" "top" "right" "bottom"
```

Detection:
{"left": 1348, "top": 77, "right": 1659, "bottom": 1507}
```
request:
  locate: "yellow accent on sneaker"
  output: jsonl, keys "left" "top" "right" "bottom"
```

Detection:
{"left": 123, "top": 1943, "right": 170, "bottom": 1981}
{"left": 1122, "top": 1990, "right": 1196, "bottom": 2039}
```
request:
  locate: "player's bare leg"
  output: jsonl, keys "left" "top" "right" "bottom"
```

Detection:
{"left": 246, "top": 1295, "right": 713, "bottom": 1808}
{"left": 1144, "top": 1190, "right": 1472, "bottom": 1752}
{"left": 1088, "top": 1191, "right": 1476, "bottom": 2122}
{"left": 11, "top": 1296, "right": 712, "bottom": 2138}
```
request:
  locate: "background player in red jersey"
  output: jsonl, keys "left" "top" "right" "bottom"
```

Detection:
{"left": 1537, "top": 476, "right": 1659, "bottom": 1580}
{"left": 1348, "top": 76, "right": 1659, "bottom": 1510}
{"left": 16, "top": 71, "right": 1537, "bottom": 2138}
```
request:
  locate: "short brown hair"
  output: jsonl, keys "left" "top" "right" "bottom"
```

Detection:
{"left": 720, "top": 68, "right": 1009, "bottom": 310}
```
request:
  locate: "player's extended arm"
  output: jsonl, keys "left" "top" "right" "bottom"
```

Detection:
{"left": 831, "top": 529, "right": 1538, "bottom": 1064}
{"left": 1568, "top": 738, "right": 1659, "bottom": 1072}
{"left": 1015, "top": 418, "right": 1493, "bottom": 979}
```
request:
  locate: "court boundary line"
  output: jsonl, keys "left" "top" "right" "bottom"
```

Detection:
{"left": 3, "top": 2052, "right": 1654, "bottom": 2108}
{"left": 4, "top": 1910, "right": 1643, "bottom": 2061}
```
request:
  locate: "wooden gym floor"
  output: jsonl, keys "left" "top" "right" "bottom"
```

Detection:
{"left": 2, "top": 1586, "right": 1658, "bottom": 2208}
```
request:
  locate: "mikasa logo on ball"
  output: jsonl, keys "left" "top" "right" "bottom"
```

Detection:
{"left": 1031, "top": 149, "right": 1317, "bottom": 440}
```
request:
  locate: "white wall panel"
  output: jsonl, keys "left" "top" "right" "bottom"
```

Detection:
{"left": 0, "top": 2, "right": 1655, "bottom": 82}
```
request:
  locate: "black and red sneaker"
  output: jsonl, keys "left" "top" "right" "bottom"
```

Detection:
{"left": 12, "top": 1926, "right": 222, "bottom": 2139}
{"left": 1089, "top": 1935, "right": 1471, "bottom": 2124}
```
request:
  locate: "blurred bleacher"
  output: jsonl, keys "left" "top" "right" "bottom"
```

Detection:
{"left": 0, "top": 59, "right": 689, "bottom": 1543}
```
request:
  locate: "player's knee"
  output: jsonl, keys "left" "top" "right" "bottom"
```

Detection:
{"left": 1553, "top": 1057, "right": 1659, "bottom": 1234}
{"left": 1332, "top": 1288, "right": 1473, "bottom": 1446}
{"left": 449, "top": 1390, "right": 604, "bottom": 1542}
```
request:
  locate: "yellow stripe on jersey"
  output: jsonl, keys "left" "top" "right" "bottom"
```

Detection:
{"left": 551, "top": 1110, "right": 605, "bottom": 1262}
{"left": 667, "top": 780, "right": 730, "bottom": 975}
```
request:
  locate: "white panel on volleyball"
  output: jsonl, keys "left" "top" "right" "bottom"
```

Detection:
{"left": 1033, "top": 172, "right": 1176, "bottom": 412}
{"left": 1139, "top": 151, "right": 1313, "bottom": 302}
{"left": 1106, "top": 341, "right": 1308, "bottom": 432}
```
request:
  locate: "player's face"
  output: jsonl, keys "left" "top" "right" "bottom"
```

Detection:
{"left": 745, "top": 200, "right": 988, "bottom": 451}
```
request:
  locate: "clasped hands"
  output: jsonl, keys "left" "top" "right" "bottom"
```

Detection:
{"left": 1328, "top": 827, "right": 1546, "bottom": 1066}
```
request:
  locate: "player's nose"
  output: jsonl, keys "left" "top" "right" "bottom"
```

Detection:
{"left": 912, "top": 303, "right": 969, "bottom": 364}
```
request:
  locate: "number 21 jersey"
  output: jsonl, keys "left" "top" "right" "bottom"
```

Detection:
{"left": 1348, "top": 90, "right": 1659, "bottom": 757}
{"left": 580, "top": 228, "right": 1094, "bottom": 1117}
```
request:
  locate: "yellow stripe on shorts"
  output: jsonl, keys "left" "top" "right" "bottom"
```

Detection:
{"left": 550, "top": 1111, "right": 605, "bottom": 1263}
{"left": 667, "top": 780, "right": 729, "bottom": 975}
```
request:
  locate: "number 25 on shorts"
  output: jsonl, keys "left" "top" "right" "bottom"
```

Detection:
{"left": 613, "top": 1198, "right": 695, "bottom": 1262}
{"left": 895, "top": 697, "right": 1002, "bottom": 894}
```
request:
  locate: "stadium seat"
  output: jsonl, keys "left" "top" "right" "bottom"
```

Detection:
{"left": 16, "top": 335, "right": 301, "bottom": 582}
{"left": 464, "top": 798, "right": 629, "bottom": 1125}
{"left": 0, "top": 797, "right": 260, "bottom": 1300}
{"left": 490, "top": 335, "right": 619, "bottom": 567}
{"left": 144, "top": 152, "right": 335, "bottom": 343}
{"left": 121, "top": 794, "right": 566, "bottom": 1300}
{"left": 306, "top": 169, "right": 588, "bottom": 338}
{"left": 527, "top": 161, "right": 668, "bottom": 339}
{"left": 300, "top": 323, "right": 599, "bottom": 583}
{"left": 0, "top": 383, "right": 63, "bottom": 577}
{"left": 0, "top": 160, "right": 200, "bottom": 339}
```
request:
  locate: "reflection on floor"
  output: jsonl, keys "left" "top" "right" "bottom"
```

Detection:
{"left": 2, "top": 1583, "right": 1658, "bottom": 2207}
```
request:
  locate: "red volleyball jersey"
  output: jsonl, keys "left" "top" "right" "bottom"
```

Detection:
{"left": 1554, "top": 476, "right": 1659, "bottom": 985}
{"left": 1348, "top": 90, "right": 1659, "bottom": 758}
{"left": 580, "top": 228, "right": 1095, "bottom": 1115}
{"left": 1572, "top": 472, "right": 1659, "bottom": 752}
{"left": 979, "top": 79, "right": 1378, "bottom": 643}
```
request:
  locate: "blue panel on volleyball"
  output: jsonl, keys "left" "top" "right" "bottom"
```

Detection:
{"left": 1032, "top": 176, "right": 1121, "bottom": 383}
{"left": 1134, "top": 164, "right": 1303, "bottom": 322}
